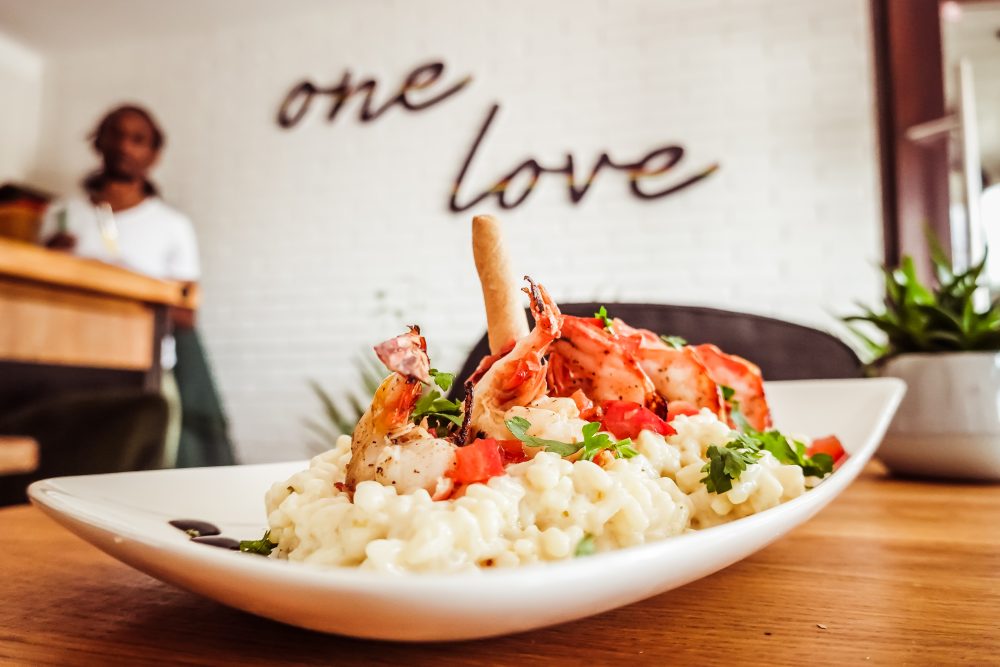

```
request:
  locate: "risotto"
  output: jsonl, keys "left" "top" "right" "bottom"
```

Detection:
{"left": 264, "top": 398, "right": 812, "bottom": 573}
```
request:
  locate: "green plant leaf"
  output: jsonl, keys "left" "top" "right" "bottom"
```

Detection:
{"left": 842, "top": 232, "right": 999, "bottom": 359}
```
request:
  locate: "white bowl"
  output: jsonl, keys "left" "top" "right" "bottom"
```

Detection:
{"left": 879, "top": 352, "right": 1000, "bottom": 479}
{"left": 28, "top": 378, "right": 904, "bottom": 641}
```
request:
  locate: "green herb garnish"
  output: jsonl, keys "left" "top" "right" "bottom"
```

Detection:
{"left": 719, "top": 384, "right": 751, "bottom": 433}
{"left": 575, "top": 534, "right": 596, "bottom": 557}
{"left": 239, "top": 530, "right": 278, "bottom": 556}
{"left": 720, "top": 382, "right": 833, "bottom": 480}
{"left": 577, "top": 422, "right": 638, "bottom": 461}
{"left": 700, "top": 428, "right": 835, "bottom": 494}
{"left": 594, "top": 306, "right": 615, "bottom": 332}
{"left": 701, "top": 433, "right": 763, "bottom": 493}
{"left": 505, "top": 416, "right": 581, "bottom": 456}
{"left": 429, "top": 368, "right": 454, "bottom": 391}
{"left": 755, "top": 430, "right": 834, "bottom": 479}
{"left": 659, "top": 334, "right": 688, "bottom": 349}
{"left": 505, "top": 417, "right": 636, "bottom": 461}
{"left": 411, "top": 369, "right": 463, "bottom": 436}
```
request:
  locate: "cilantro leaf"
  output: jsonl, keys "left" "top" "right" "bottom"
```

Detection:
{"left": 411, "top": 369, "right": 463, "bottom": 436}
{"left": 701, "top": 427, "right": 835, "bottom": 494}
{"left": 505, "top": 417, "right": 636, "bottom": 461}
{"left": 239, "top": 530, "right": 277, "bottom": 556}
{"left": 594, "top": 306, "right": 615, "bottom": 332}
{"left": 616, "top": 441, "right": 640, "bottom": 458}
{"left": 505, "top": 416, "right": 580, "bottom": 456}
{"left": 801, "top": 452, "right": 834, "bottom": 478}
{"left": 659, "top": 334, "right": 688, "bottom": 349}
{"left": 429, "top": 368, "right": 454, "bottom": 391}
{"left": 755, "top": 430, "right": 834, "bottom": 478}
{"left": 719, "top": 384, "right": 751, "bottom": 433}
{"left": 578, "top": 422, "right": 637, "bottom": 461}
{"left": 575, "top": 534, "right": 596, "bottom": 557}
{"left": 700, "top": 433, "right": 763, "bottom": 493}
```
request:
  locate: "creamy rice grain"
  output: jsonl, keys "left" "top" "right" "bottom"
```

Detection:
{"left": 264, "top": 406, "right": 810, "bottom": 573}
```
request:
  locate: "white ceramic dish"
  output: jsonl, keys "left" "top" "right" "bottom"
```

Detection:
{"left": 29, "top": 378, "right": 905, "bottom": 642}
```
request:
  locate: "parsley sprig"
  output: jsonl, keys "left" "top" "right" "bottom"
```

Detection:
{"left": 755, "top": 431, "right": 834, "bottom": 479}
{"left": 659, "top": 334, "right": 688, "bottom": 349}
{"left": 594, "top": 306, "right": 615, "bottom": 332}
{"left": 700, "top": 424, "right": 835, "bottom": 494}
{"left": 578, "top": 422, "right": 639, "bottom": 461}
{"left": 720, "top": 385, "right": 751, "bottom": 433}
{"left": 505, "top": 417, "right": 638, "bottom": 461}
{"left": 717, "top": 383, "right": 834, "bottom": 481}
{"left": 575, "top": 533, "right": 596, "bottom": 557}
{"left": 411, "top": 369, "right": 463, "bottom": 437}
{"left": 239, "top": 530, "right": 277, "bottom": 556}
{"left": 701, "top": 433, "right": 763, "bottom": 493}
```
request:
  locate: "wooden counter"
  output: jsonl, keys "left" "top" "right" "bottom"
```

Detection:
{"left": 1, "top": 462, "right": 997, "bottom": 665}
{"left": 0, "top": 237, "right": 194, "bottom": 397}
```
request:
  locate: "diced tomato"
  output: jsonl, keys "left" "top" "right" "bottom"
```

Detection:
{"left": 599, "top": 400, "right": 675, "bottom": 440}
{"left": 666, "top": 400, "right": 700, "bottom": 422}
{"left": 448, "top": 438, "right": 506, "bottom": 484}
{"left": 496, "top": 438, "right": 528, "bottom": 465}
{"left": 808, "top": 435, "right": 847, "bottom": 468}
{"left": 501, "top": 357, "right": 541, "bottom": 391}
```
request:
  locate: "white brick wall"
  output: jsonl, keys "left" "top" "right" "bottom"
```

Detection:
{"left": 0, "top": 30, "right": 42, "bottom": 183}
{"left": 28, "top": 0, "right": 883, "bottom": 462}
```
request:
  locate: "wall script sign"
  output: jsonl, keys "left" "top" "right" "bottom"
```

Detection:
{"left": 277, "top": 62, "right": 470, "bottom": 128}
{"left": 276, "top": 61, "right": 718, "bottom": 213}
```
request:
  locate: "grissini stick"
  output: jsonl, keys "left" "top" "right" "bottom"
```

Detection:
{"left": 472, "top": 214, "right": 530, "bottom": 354}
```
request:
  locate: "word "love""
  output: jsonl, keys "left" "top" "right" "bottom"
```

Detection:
{"left": 449, "top": 104, "right": 719, "bottom": 212}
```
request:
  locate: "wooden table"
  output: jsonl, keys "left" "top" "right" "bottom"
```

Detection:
{"left": 2, "top": 462, "right": 997, "bottom": 666}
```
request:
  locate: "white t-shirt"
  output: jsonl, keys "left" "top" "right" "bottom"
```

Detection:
{"left": 39, "top": 195, "right": 201, "bottom": 369}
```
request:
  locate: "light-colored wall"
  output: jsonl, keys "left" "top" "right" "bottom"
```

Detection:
{"left": 0, "top": 30, "right": 42, "bottom": 183}
{"left": 29, "top": 0, "right": 882, "bottom": 462}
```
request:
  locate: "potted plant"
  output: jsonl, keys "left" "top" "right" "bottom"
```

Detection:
{"left": 844, "top": 240, "right": 1000, "bottom": 479}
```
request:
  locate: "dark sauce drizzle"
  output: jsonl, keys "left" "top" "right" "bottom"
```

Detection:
{"left": 168, "top": 519, "right": 221, "bottom": 538}
{"left": 191, "top": 536, "right": 240, "bottom": 550}
{"left": 169, "top": 519, "right": 242, "bottom": 550}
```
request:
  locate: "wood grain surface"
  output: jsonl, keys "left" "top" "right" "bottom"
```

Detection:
{"left": 0, "top": 238, "right": 193, "bottom": 308}
{"left": 0, "top": 278, "right": 154, "bottom": 369}
{"left": 2, "top": 463, "right": 997, "bottom": 666}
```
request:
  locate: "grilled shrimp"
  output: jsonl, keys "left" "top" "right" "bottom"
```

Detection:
{"left": 546, "top": 315, "right": 665, "bottom": 414}
{"left": 469, "top": 277, "right": 563, "bottom": 439}
{"left": 691, "top": 343, "right": 771, "bottom": 431}
{"left": 345, "top": 327, "right": 457, "bottom": 499}
{"left": 613, "top": 321, "right": 725, "bottom": 418}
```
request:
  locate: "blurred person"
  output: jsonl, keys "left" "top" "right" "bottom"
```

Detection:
{"left": 39, "top": 105, "right": 199, "bottom": 467}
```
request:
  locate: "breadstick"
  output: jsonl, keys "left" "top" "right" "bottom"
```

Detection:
{"left": 472, "top": 215, "right": 530, "bottom": 353}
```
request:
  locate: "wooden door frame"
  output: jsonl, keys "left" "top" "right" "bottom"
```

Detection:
{"left": 870, "top": 0, "right": 952, "bottom": 272}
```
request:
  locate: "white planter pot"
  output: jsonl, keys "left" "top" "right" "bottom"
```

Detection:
{"left": 878, "top": 351, "right": 1000, "bottom": 480}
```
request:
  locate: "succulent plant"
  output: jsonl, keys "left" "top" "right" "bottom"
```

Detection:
{"left": 844, "top": 235, "right": 1000, "bottom": 360}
